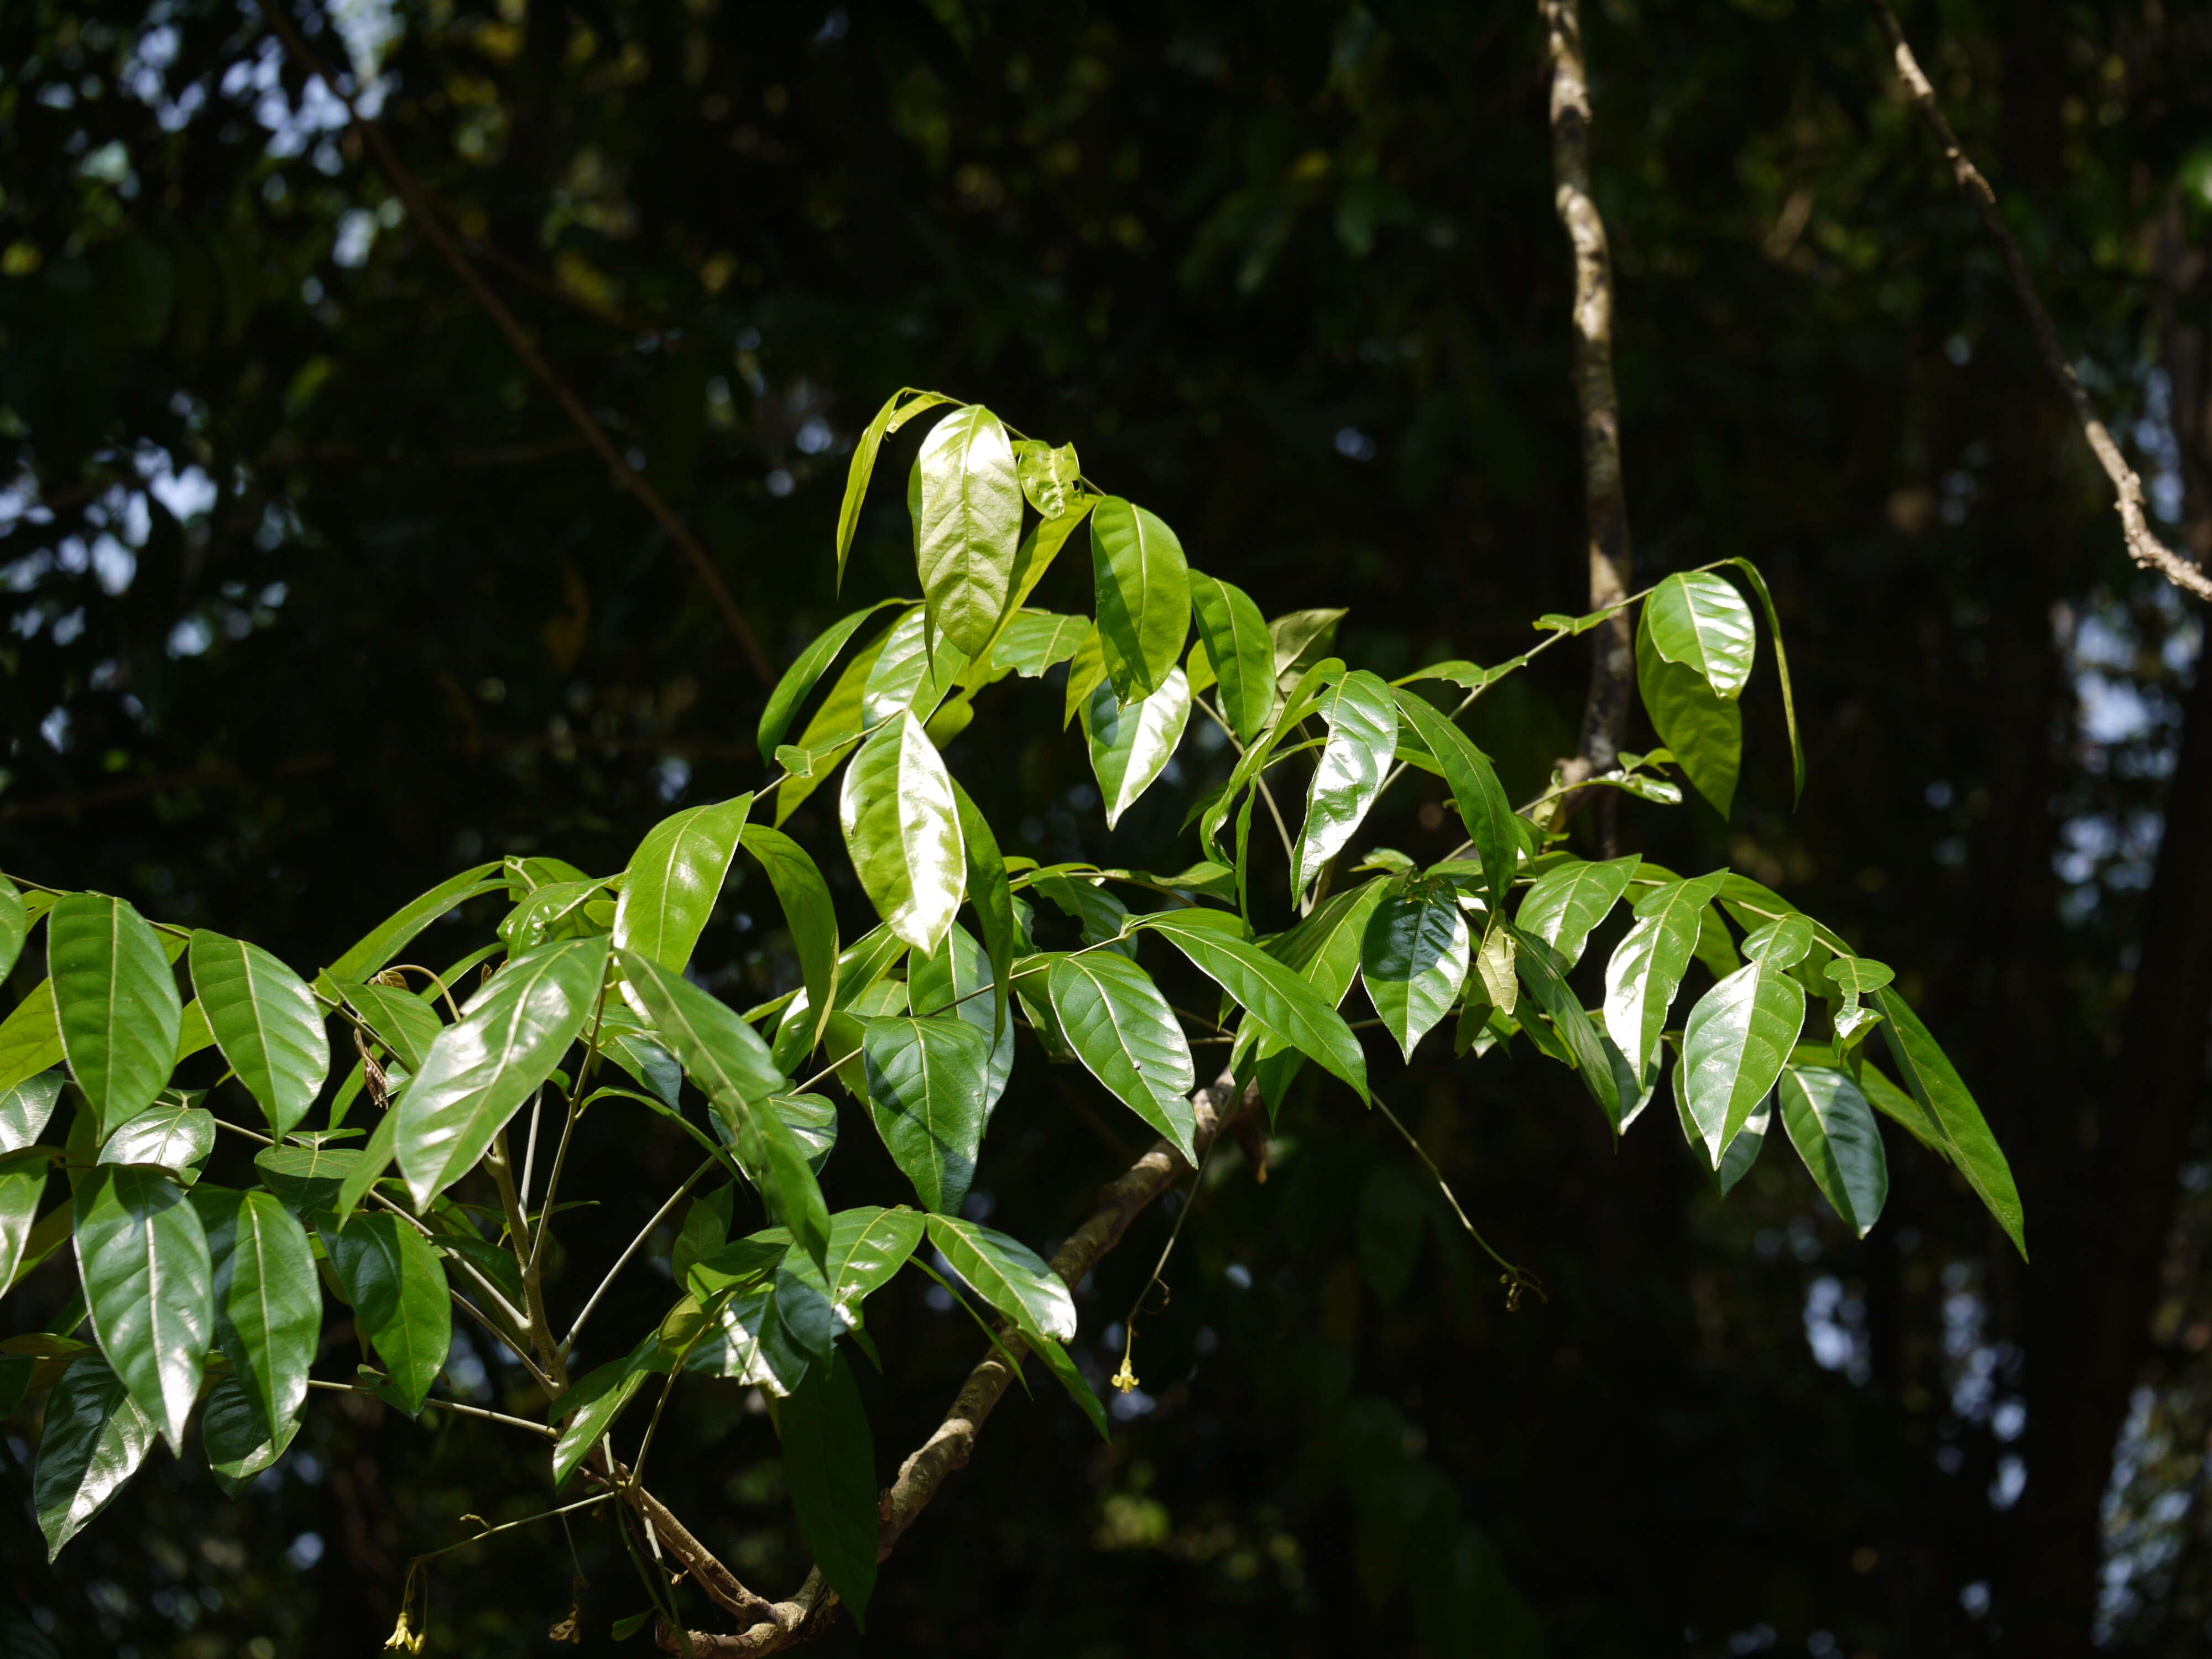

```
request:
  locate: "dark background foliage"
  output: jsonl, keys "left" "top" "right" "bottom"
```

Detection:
{"left": 3, "top": 1, "right": 2211, "bottom": 1654}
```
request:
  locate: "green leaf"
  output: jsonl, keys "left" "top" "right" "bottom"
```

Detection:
{"left": 1188, "top": 572, "right": 1277, "bottom": 744}
{"left": 1603, "top": 874, "right": 1727, "bottom": 1081}
{"left": 778, "top": 1348, "right": 878, "bottom": 1629}
{"left": 1725, "top": 557, "right": 1804, "bottom": 804}
{"left": 1390, "top": 690, "right": 1517, "bottom": 919}
{"left": 190, "top": 1186, "right": 319, "bottom": 1439}
{"left": 611, "top": 795, "right": 754, "bottom": 978}
{"left": 950, "top": 780, "right": 1016, "bottom": 1045}
{"left": 321, "top": 1212, "right": 452, "bottom": 1415}
{"left": 0, "top": 1158, "right": 47, "bottom": 1290}
{"left": 324, "top": 864, "right": 504, "bottom": 985}
{"left": 989, "top": 609, "right": 1091, "bottom": 679}
{"left": 1741, "top": 913, "right": 1815, "bottom": 969}
{"left": 910, "top": 924, "right": 1014, "bottom": 1104}
{"left": 203, "top": 1373, "right": 299, "bottom": 1493}
{"left": 1515, "top": 855, "right": 1642, "bottom": 971}
{"left": 1637, "top": 615, "right": 1740, "bottom": 818}
{"left": 334, "top": 1111, "right": 397, "bottom": 1223}
{"left": 857, "top": 1014, "right": 992, "bottom": 1214}
{"left": 33, "top": 1355, "right": 155, "bottom": 1559}
{"left": 254, "top": 1143, "right": 362, "bottom": 1217}
{"left": 1033, "top": 1334, "right": 1110, "bottom": 1439}
{"left": 836, "top": 388, "right": 953, "bottom": 588}
{"left": 98, "top": 1098, "right": 215, "bottom": 1175}
{"left": 0, "top": 874, "right": 24, "bottom": 982}
{"left": 550, "top": 1336, "right": 656, "bottom": 1488}
{"left": 0, "top": 982, "right": 65, "bottom": 1095}
{"left": 395, "top": 937, "right": 609, "bottom": 1208}
{"left": 758, "top": 598, "right": 911, "bottom": 755}
{"left": 860, "top": 604, "right": 966, "bottom": 727}
{"left": 740, "top": 825, "right": 840, "bottom": 1061}
{"left": 1014, "top": 436, "right": 1083, "bottom": 519}
{"left": 1029, "top": 872, "right": 1134, "bottom": 957}
{"left": 916, "top": 404, "right": 1023, "bottom": 655}
{"left": 1713, "top": 1099, "right": 1768, "bottom": 1195}
{"left": 1062, "top": 622, "right": 1107, "bottom": 729}
{"left": 821, "top": 1205, "right": 926, "bottom": 1311}
{"left": 72, "top": 1164, "right": 211, "bottom": 1452}
{"left": 188, "top": 931, "right": 328, "bottom": 1140}
{"left": 773, "top": 612, "right": 898, "bottom": 825}
{"left": 925, "top": 1213, "right": 1076, "bottom": 1348}
{"left": 1507, "top": 925, "right": 1642, "bottom": 1129}
{"left": 770, "top": 1092, "right": 839, "bottom": 1173}
{"left": 1681, "top": 954, "right": 1807, "bottom": 1165}
{"left": 1361, "top": 881, "right": 1472, "bottom": 1062}
{"left": 1, "top": 1071, "right": 65, "bottom": 1153}
{"left": 50, "top": 894, "right": 182, "bottom": 1139}
{"left": 341, "top": 980, "right": 445, "bottom": 1073}
{"left": 967, "top": 505, "right": 1098, "bottom": 685}
{"left": 1090, "top": 497, "right": 1191, "bottom": 701}
{"left": 1139, "top": 910, "right": 1369, "bottom": 1102}
{"left": 839, "top": 713, "right": 967, "bottom": 954}
{"left": 1047, "top": 952, "right": 1199, "bottom": 1160}
{"left": 1269, "top": 608, "right": 1347, "bottom": 690}
{"left": 1082, "top": 667, "right": 1192, "bottom": 830}
{"left": 1291, "top": 669, "right": 1398, "bottom": 898}
{"left": 1872, "top": 989, "right": 2026, "bottom": 1258}
{"left": 1777, "top": 1066, "right": 1888, "bottom": 1237}
{"left": 1644, "top": 572, "right": 1756, "bottom": 699}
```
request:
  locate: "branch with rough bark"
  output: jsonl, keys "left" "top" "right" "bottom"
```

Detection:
{"left": 251, "top": 0, "right": 778, "bottom": 679}
{"left": 1865, "top": 0, "right": 2212, "bottom": 604}
{"left": 1540, "top": 0, "right": 1637, "bottom": 833}
{"left": 644, "top": 1072, "right": 1260, "bottom": 1655}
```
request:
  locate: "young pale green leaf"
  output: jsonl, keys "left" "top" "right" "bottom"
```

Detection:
{"left": 778, "top": 1349, "right": 878, "bottom": 1629}
{"left": 839, "top": 713, "right": 967, "bottom": 954}
{"left": 98, "top": 1098, "right": 214, "bottom": 1175}
{"left": 1644, "top": 572, "right": 1757, "bottom": 700}
{"left": 1777, "top": 1065, "right": 1888, "bottom": 1237}
{"left": 966, "top": 504, "right": 1097, "bottom": 684}
{"left": 1603, "top": 874, "right": 1727, "bottom": 1081}
{"left": 1, "top": 1071, "right": 66, "bottom": 1154}
{"left": 950, "top": 780, "right": 1015, "bottom": 1045}
{"left": 916, "top": 404, "right": 1022, "bottom": 655}
{"left": 611, "top": 795, "right": 754, "bottom": 979}
{"left": 50, "top": 894, "right": 182, "bottom": 1138}
{"left": 342, "top": 980, "right": 445, "bottom": 1073}
{"left": 73, "top": 1164, "right": 211, "bottom": 1452}
{"left": 1507, "top": 925, "right": 1642, "bottom": 1130}
{"left": 1516, "top": 855, "right": 1642, "bottom": 971}
{"left": 1090, "top": 497, "right": 1191, "bottom": 701}
{"left": 740, "top": 825, "right": 840, "bottom": 1060}
{"left": 1872, "top": 989, "right": 2026, "bottom": 1259}
{"left": 0, "top": 874, "right": 24, "bottom": 982}
{"left": 323, "top": 863, "right": 504, "bottom": 986}
{"left": 0, "top": 982, "right": 65, "bottom": 1096}
{"left": 1292, "top": 670, "right": 1398, "bottom": 898}
{"left": 1637, "top": 618, "right": 1740, "bottom": 818}
{"left": 1014, "top": 436, "right": 1082, "bottom": 519}
{"left": 836, "top": 388, "right": 953, "bottom": 589}
{"left": 551, "top": 1337, "right": 656, "bottom": 1487}
{"left": 203, "top": 1374, "right": 298, "bottom": 1493}
{"left": 910, "top": 924, "right": 1014, "bottom": 1104}
{"left": 989, "top": 609, "right": 1090, "bottom": 680}
{"left": 191, "top": 1186, "right": 319, "bottom": 1440}
{"left": 188, "top": 931, "right": 328, "bottom": 1140}
{"left": 1681, "top": 956, "right": 1807, "bottom": 1165}
{"left": 322, "top": 1211, "right": 452, "bottom": 1415}
{"left": 1361, "top": 882, "right": 1472, "bottom": 1063}
{"left": 394, "top": 937, "right": 608, "bottom": 1208}
{"left": 822, "top": 1204, "right": 926, "bottom": 1310}
{"left": 1140, "top": 910, "right": 1369, "bottom": 1102}
{"left": 0, "top": 1160, "right": 46, "bottom": 1290}
{"left": 925, "top": 1213, "right": 1076, "bottom": 1347}
{"left": 1188, "top": 571, "right": 1277, "bottom": 744}
{"left": 857, "top": 1014, "right": 993, "bottom": 1214}
{"left": 33, "top": 1355, "right": 155, "bottom": 1560}
{"left": 758, "top": 598, "right": 911, "bottom": 755}
{"left": 1082, "top": 667, "right": 1191, "bottom": 830}
{"left": 1390, "top": 690, "right": 1517, "bottom": 918}
{"left": 1046, "top": 952, "right": 1199, "bottom": 1160}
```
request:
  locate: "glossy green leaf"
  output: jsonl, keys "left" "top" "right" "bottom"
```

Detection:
{"left": 1644, "top": 572, "right": 1756, "bottom": 699}
{"left": 840, "top": 712, "right": 966, "bottom": 954}
{"left": 990, "top": 609, "right": 1090, "bottom": 679}
{"left": 1603, "top": 874, "right": 1726, "bottom": 1080}
{"left": 99, "top": 1098, "right": 214, "bottom": 1174}
{"left": 551, "top": 1337, "right": 655, "bottom": 1488}
{"left": 779, "top": 1348, "right": 878, "bottom": 1628}
{"left": 1090, "top": 496, "right": 1191, "bottom": 701}
{"left": 0, "top": 1071, "right": 65, "bottom": 1154}
{"left": 1082, "top": 666, "right": 1192, "bottom": 830}
{"left": 1029, "top": 872, "right": 1134, "bottom": 957}
{"left": 1713, "top": 1099, "right": 1768, "bottom": 1194}
{"left": 73, "top": 1164, "right": 210, "bottom": 1452}
{"left": 191, "top": 1186, "right": 318, "bottom": 1438}
{"left": 758, "top": 598, "right": 911, "bottom": 755}
{"left": 1741, "top": 913, "right": 1815, "bottom": 969}
{"left": 395, "top": 936, "right": 608, "bottom": 1208}
{"left": 1047, "top": 951, "right": 1199, "bottom": 1160}
{"left": 324, "top": 863, "right": 504, "bottom": 985}
{"left": 203, "top": 1373, "right": 299, "bottom": 1492}
{"left": 916, "top": 403, "right": 1022, "bottom": 655}
{"left": 342, "top": 980, "right": 445, "bottom": 1073}
{"left": 1034, "top": 1333, "right": 1111, "bottom": 1438}
{"left": 34, "top": 1355, "right": 155, "bottom": 1559}
{"left": 1725, "top": 557, "right": 1805, "bottom": 803}
{"left": 926, "top": 1212, "right": 1076, "bottom": 1348}
{"left": 1516, "top": 855, "right": 1642, "bottom": 971}
{"left": 768, "top": 924, "right": 911, "bottom": 1073}
{"left": 1270, "top": 875, "right": 1391, "bottom": 1008}
{"left": 334, "top": 1111, "right": 397, "bottom": 1223}
{"left": 1188, "top": 571, "right": 1277, "bottom": 743}
{"left": 1062, "top": 622, "right": 1107, "bottom": 730}
{"left": 0, "top": 874, "right": 24, "bottom": 982}
{"left": 857, "top": 1014, "right": 992, "bottom": 1214}
{"left": 1681, "top": 954, "right": 1807, "bottom": 1165}
{"left": 0, "top": 1159, "right": 46, "bottom": 1290}
{"left": 1140, "top": 910, "right": 1368, "bottom": 1101}
{"left": 910, "top": 923, "right": 1014, "bottom": 1105}
{"left": 253, "top": 1144, "right": 361, "bottom": 1217}
{"left": 1777, "top": 1065, "right": 1888, "bottom": 1236}
{"left": 1269, "top": 608, "right": 1346, "bottom": 690}
{"left": 773, "top": 612, "right": 897, "bottom": 826}
{"left": 822, "top": 1204, "right": 926, "bottom": 1311}
{"left": 770, "top": 1093, "right": 839, "bottom": 1173}
{"left": 967, "top": 504, "right": 1097, "bottom": 683}
{"left": 1014, "top": 436, "right": 1082, "bottom": 518}
{"left": 740, "top": 825, "right": 840, "bottom": 1060}
{"left": 50, "top": 894, "right": 181, "bottom": 1138}
{"left": 860, "top": 604, "right": 966, "bottom": 727}
{"left": 1390, "top": 689, "right": 1516, "bottom": 919}
{"left": 1507, "top": 924, "right": 1642, "bottom": 1129}
{"left": 189, "top": 931, "right": 328, "bottom": 1140}
{"left": 836, "top": 388, "right": 953, "bottom": 588}
{"left": 0, "top": 984, "right": 64, "bottom": 1096}
{"left": 1290, "top": 670, "right": 1396, "bottom": 898}
{"left": 950, "top": 780, "right": 1016, "bottom": 1045}
{"left": 322, "top": 1211, "right": 452, "bottom": 1415}
{"left": 611, "top": 795, "right": 753, "bottom": 979}
{"left": 1637, "top": 616, "right": 1740, "bottom": 818}
{"left": 1873, "top": 989, "right": 2026, "bottom": 1258}
{"left": 1361, "top": 882, "right": 1472, "bottom": 1062}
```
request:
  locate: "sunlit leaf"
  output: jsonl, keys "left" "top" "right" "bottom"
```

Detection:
{"left": 839, "top": 713, "right": 966, "bottom": 954}
{"left": 1090, "top": 497, "right": 1191, "bottom": 701}
{"left": 50, "top": 894, "right": 181, "bottom": 1138}
{"left": 73, "top": 1164, "right": 211, "bottom": 1452}
{"left": 189, "top": 931, "right": 328, "bottom": 1140}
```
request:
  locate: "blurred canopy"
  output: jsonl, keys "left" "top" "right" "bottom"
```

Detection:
{"left": 3, "top": 0, "right": 2212, "bottom": 1655}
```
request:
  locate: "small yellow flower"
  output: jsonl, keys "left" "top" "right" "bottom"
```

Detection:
{"left": 1111, "top": 1358, "right": 1139, "bottom": 1393}
{"left": 384, "top": 1611, "right": 424, "bottom": 1654}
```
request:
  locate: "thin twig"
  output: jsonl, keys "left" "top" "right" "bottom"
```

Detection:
{"left": 305, "top": 1376, "right": 558, "bottom": 1440}
{"left": 1110, "top": 1137, "right": 1218, "bottom": 1392}
{"left": 1371, "top": 1094, "right": 1543, "bottom": 1306}
{"left": 564, "top": 1156, "right": 717, "bottom": 1354}
{"left": 1865, "top": 0, "right": 2211, "bottom": 603}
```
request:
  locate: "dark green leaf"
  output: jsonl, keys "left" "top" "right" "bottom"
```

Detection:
{"left": 1188, "top": 571, "right": 1277, "bottom": 743}
{"left": 189, "top": 931, "right": 328, "bottom": 1140}
{"left": 254, "top": 1143, "right": 362, "bottom": 1217}
{"left": 1090, "top": 496, "right": 1191, "bottom": 701}
{"left": 1390, "top": 690, "right": 1516, "bottom": 919}
{"left": 1047, "top": 952, "right": 1199, "bottom": 1159}
{"left": 1725, "top": 557, "right": 1805, "bottom": 804}
{"left": 50, "top": 894, "right": 181, "bottom": 1138}
{"left": 840, "top": 713, "right": 967, "bottom": 954}
{"left": 740, "top": 825, "right": 840, "bottom": 1061}
{"left": 857, "top": 1014, "right": 992, "bottom": 1214}
{"left": 73, "top": 1164, "right": 210, "bottom": 1451}
{"left": 1139, "top": 910, "right": 1369, "bottom": 1102}
{"left": 0, "top": 874, "right": 23, "bottom": 982}
{"left": 341, "top": 980, "right": 444, "bottom": 1073}
{"left": 322, "top": 1211, "right": 452, "bottom": 1415}
{"left": 33, "top": 1355, "right": 155, "bottom": 1559}
{"left": 778, "top": 1349, "right": 878, "bottom": 1629}
{"left": 773, "top": 612, "right": 897, "bottom": 826}
{"left": 1777, "top": 1066, "right": 1888, "bottom": 1236}
{"left": 550, "top": 1335, "right": 656, "bottom": 1488}
{"left": 1507, "top": 924, "right": 1642, "bottom": 1130}
{"left": 1361, "top": 882, "right": 1472, "bottom": 1062}
{"left": 190, "top": 1186, "right": 318, "bottom": 1439}
{"left": 925, "top": 1213, "right": 1076, "bottom": 1348}
{"left": 1873, "top": 989, "right": 2026, "bottom": 1258}
{"left": 1636, "top": 617, "right": 1740, "bottom": 818}
{"left": 770, "top": 1093, "right": 839, "bottom": 1173}
{"left": 203, "top": 1374, "right": 298, "bottom": 1493}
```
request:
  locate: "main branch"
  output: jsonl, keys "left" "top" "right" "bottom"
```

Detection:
{"left": 1865, "top": 0, "right": 2212, "bottom": 603}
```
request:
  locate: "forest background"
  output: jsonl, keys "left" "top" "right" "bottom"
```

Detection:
{"left": 2, "top": 1, "right": 2211, "bottom": 1655}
